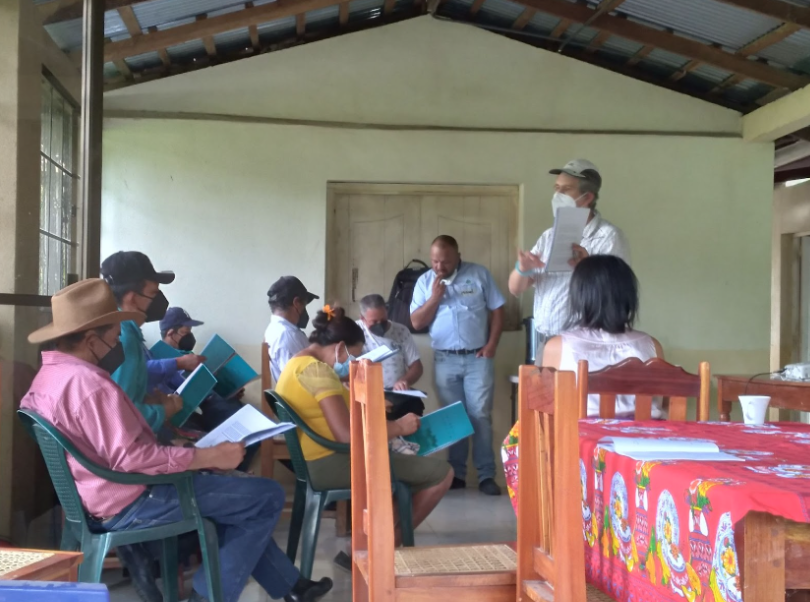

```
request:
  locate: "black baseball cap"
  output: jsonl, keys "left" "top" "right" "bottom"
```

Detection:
{"left": 267, "top": 276, "right": 319, "bottom": 306}
{"left": 100, "top": 251, "right": 175, "bottom": 286}
{"left": 159, "top": 307, "right": 203, "bottom": 334}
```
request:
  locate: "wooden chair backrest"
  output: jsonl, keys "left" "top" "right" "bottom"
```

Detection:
{"left": 517, "top": 365, "right": 584, "bottom": 602}
{"left": 261, "top": 342, "right": 273, "bottom": 391}
{"left": 349, "top": 359, "right": 396, "bottom": 601}
{"left": 577, "top": 358, "right": 711, "bottom": 422}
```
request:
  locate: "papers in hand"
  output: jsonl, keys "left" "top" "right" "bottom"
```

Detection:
{"left": 383, "top": 389, "right": 427, "bottom": 398}
{"left": 171, "top": 365, "right": 217, "bottom": 428}
{"left": 598, "top": 437, "right": 741, "bottom": 461}
{"left": 358, "top": 345, "right": 400, "bottom": 363}
{"left": 403, "top": 401, "right": 473, "bottom": 456}
{"left": 545, "top": 207, "right": 590, "bottom": 273}
{"left": 195, "top": 405, "right": 296, "bottom": 448}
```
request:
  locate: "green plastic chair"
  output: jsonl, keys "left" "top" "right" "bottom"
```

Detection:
{"left": 18, "top": 409, "right": 224, "bottom": 602}
{"left": 264, "top": 391, "right": 414, "bottom": 580}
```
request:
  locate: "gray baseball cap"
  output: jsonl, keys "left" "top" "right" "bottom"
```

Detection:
{"left": 549, "top": 158, "right": 602, "bottom": 188}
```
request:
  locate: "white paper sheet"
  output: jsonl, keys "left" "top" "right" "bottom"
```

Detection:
{"left": 544, "top": 207, "right": 590, "bottom": 272}
{"left": 597, "top": 437, "right": 742, "bottom": 461}
{"left": 358, "top": 345, "right": 400, "bottom": 363}
{"left": 195, "top": 405, "right": 296, "bottom": 448}
{"left": 383, "top": 389, "right": 428, "bottom": 398}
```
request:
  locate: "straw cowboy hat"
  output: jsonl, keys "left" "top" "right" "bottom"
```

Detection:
{"left": 28, "top": 279, "right": 145, "bottom": 344}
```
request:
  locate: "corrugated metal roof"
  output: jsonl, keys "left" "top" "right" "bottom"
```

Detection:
{"left": 477, "top": 0, "right": 524, "bottom": 25}
{"left": 526, "top": 13, "right": 565, "bottom": 35}
{"left": 615, "top": 0, "right": 780, "bottom": 51}
{"left": 132, "top": 0, "right": 246, "bottom": 31}
{"left": 756, "top": 28, "right": 810, "bottom": 69}
{"left": 124, "top": 51, "right": 164, "bottom": 69}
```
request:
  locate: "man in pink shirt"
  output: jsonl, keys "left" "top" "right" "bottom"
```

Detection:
{"left": 21, "top": 279, "right": 332, "bottom": 602}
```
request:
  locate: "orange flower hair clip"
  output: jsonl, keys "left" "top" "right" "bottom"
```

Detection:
{"left": 323, "top": 305, "right": 336, "bottom": 321}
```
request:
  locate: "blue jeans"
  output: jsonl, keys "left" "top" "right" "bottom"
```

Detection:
{"left": 433, "top": 351, "right": 495, "bottom": 482}
{"left": 102, "top": 474, "right": 298, "bottom": 602}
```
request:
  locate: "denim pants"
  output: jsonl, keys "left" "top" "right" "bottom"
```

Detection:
{"left": 433, "top": 351, "right": 495, "bottom": 482}
{"left": 102, "top": 473, "right": 298, "bottom": 602}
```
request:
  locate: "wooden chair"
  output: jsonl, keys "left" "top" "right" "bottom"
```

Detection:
{"left": 350, "top": 359, "right": 517, "bottom": 602}
{"left": 577, "top": 358, "right": 711, "bottom": 422}
{"left": 516, "top": 364, "right": 611, "bottom": 602}
{"left": 260, "top": 342, "right": 291, "bottom": 478}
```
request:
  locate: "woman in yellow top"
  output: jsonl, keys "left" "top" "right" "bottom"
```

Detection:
{"left": 275, "top": 306, "right": 452, "bottom": 564}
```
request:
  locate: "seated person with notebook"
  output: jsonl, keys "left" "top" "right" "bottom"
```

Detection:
{"left": 275, "top": 305, "right": 453, "bottom": 569}
{"left": 356, "top": 293, "right": 424, "bottom": 411}
{"left": 502, "top": 255, "right": 663, "bottom": 513}
{"left": 264, "top": 276, "right": 319, "bottom": 383}
{"left": 21, "top": 279, "right": 333, "bottom": 602}
{"left": 152, "top": 307, "right": 258, "bottom": 471}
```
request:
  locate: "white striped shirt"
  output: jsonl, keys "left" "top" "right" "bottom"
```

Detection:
{"left": 530, "top": 211, "right": 630, "bottom": 336}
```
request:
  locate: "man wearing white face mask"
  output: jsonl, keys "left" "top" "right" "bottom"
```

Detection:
{"left": 508, "top": 159, "right": 629, "bottom": 363}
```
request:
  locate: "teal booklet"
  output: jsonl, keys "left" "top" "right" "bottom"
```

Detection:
{"left": 171, "top": 364, "right": 217, "bottom": 427}
{"left": 200, "top": 334, "right": 259, "bottom": 399}
{"left": 150, "top": 340, "right": 183, "bottom": 360}
{"left": 403, "top": 401, "right": 473, "bottom": 456}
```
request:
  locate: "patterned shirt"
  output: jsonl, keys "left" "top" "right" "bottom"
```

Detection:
{"left": 530, "top": 211, "right": 629, "bottom": 336}
{"left": 356, "top": 320, "right": 420, "bottom": 389}
{"left": 21, "top": 351, "right": 194, "bottom": 518}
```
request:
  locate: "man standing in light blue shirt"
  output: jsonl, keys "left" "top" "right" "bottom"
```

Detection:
{"left": 411, "top": 235, "right": 505, "bottom": 496}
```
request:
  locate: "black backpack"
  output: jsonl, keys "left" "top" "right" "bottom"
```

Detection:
{"left": 387, "top": 260, "right": 430, "bottom": 334}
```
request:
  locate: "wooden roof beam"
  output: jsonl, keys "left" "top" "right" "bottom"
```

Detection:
{"left": 509, "top": 0, "right": 810, "bottom": 89}
{"left": 469, "top": 0, "right": 486, "bottom": 17}
{"left": 104, "top": 0, "right": 348, "bottom": 62}
{"left": 585, "top": 29, "right": 611, "bottom": 53}
{"left": 339, "top": 2, "right": 349, "bottom": 25}
{"left": 512, "top": 8, "right": 536, "bottom": 30}
{"left": 711, "top": 0, "right": 810, "bottom": 30}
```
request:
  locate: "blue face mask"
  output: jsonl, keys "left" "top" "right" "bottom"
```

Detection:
{"left": 334, "top": 343, "right": 356, "bottom": 379}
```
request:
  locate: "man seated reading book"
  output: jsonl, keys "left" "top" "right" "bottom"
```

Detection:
{"left": 150, "top": 306, "right": 258, "bottom": 471}
{"left": 275, "top": 305, "right": 452, "bottom": 572}
{"left": 21, "top": 279, "right": 333, "bottom": 602}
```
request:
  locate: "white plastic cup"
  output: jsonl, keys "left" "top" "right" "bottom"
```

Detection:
{"left": 739, "top": 395, "right": 771, "bottom": 425}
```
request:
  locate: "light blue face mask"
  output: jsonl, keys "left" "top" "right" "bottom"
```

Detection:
{"left": 334, "top": 343, "right": 356, "bottom": 379}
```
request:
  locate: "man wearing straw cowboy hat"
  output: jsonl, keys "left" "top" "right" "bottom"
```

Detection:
{"left": 20, "top": 279, "right": 333, "bottom": 602}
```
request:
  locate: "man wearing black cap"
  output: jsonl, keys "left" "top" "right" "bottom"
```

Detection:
{"left": 264, "top": 277, "right": 319, "bottom": 382}
{"left": 508, "top": 159, "right": 629, "bottom": 361}
{"left": 101, "top": 251, "right": 205, "bottom": 432}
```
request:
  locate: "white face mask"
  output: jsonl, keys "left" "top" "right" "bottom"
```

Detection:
{"left": 551, "top": 191, "right": 585, "bottom": 216}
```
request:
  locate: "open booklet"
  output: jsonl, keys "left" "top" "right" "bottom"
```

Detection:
{"left": 171, "top": 364, "right": 217, "bottom": 428}
{"left": 195, "top": 404, "right": 296, "bottom": 448}
{"left": 597, "top": 437, "right": 741, "bottom": 461}
{"left": 199, "top": 335, "right": 260, "bottom": 399}
{"left": 545, "top": 207, "right": 590, "bottom": 272}
{"left": 358, "top": 345, "right": 400, "bottom": 363}
{"left": 403, "top": 401, "right": 473, "bottom": 456}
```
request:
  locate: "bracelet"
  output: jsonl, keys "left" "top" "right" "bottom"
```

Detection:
{"left": 515, "top": 260, "right": 533, "bottom": 277}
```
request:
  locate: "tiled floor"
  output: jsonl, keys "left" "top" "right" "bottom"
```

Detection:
{"left": 107, "top": 488, "right": 517, "bottom": 602}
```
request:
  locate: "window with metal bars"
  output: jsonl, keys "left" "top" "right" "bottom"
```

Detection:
{"left": 39, "top": 74, "right": 80, "bottom": 296}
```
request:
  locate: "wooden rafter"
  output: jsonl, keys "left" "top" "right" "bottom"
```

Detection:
{"left": 195, "top": 16, "right": 218, "bottom": 58}
{"left": 105, "top": 7, "right": 421, "bottom": 91}
{"left": 469, "top": 0, "right": 486, "bottom": 17}
{"left": 118, "top": 5, "right": 142, "bottom": 36}
{"left": 146, "top": 26, "right": 172, "bottom": 66}
{"left": 509, "top": 0, "right": 809, "bottom": 89}
{"left": 245, "top": 2, "right": 261, "bottom": 51}
{"left": 585, "top": 29, "right": 611, "bottom": 53}
{"left": 296, "top": 13, "right": 306, "bottom": 36}
{"left": 104, "top": 0, "right": 347, "bottom": 62}
{"left": 39, "top": 0, "right": 145, "bottom": 25}
{"left": 668, "top": 59, "right": 701, "bottom": 82}
{"left": 711, "top": 0, "right": 810, "bottom": 29}
{"left": 339, "top": 2, "right": 349, "bottom": 25}
{"left": 512, "top": 8, "right": 536, "bottom": 31}
{"left": 709, "top": 23, "right": 800, "bottom": 95}
{"left": 550, "top": 18, "right": 571, "bottom": 40}
{"left": 626, "top": 45, "right": 652, "bottom": 67}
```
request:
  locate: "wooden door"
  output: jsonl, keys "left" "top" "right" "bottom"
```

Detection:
{"left": 326, "top": 183, "right": 519, "bottom": 329}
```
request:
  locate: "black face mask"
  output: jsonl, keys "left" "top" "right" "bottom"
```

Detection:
{"left": 369, "top": 322, "right": 389, "bottom": 337}
{"left": 177, "top": 332, "right": 196, "bottom": 352}
{"left": 296, "top": 307, "right": 310, "bottom": 329}
{"left": 96, "top": 340, "right": 126, "bottom": 375}
{"left": 140, "top": 290, "right": 169, "bottom": 323}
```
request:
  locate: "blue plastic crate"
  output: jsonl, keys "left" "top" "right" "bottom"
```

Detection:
{"left": 0, "top": 581, "right": 109, "bottom": 601}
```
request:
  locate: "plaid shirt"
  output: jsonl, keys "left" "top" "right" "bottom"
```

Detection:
{"left": 21, "top": 351, "right": 194, "bottom": 518}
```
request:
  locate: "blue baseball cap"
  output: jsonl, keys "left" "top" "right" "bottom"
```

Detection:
{"left": 159, "top": 307, "right": 203, "bottom": 333}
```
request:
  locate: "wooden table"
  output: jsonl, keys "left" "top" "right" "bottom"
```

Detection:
{"left": 716, "top": 374, "right": 810, "bottom": 421}
{"left": 0, "top": 549, "right": 82, "bottom": 581}
{"left": 739, "top": 512, "right": 810, "bottom": 601}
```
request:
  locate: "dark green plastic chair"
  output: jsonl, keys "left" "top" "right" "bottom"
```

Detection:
{"left": 18, "top": 409, "right": 224, "bottom": 602}
{"left": 264, "top": 391, "right": 414, "bottom": 580}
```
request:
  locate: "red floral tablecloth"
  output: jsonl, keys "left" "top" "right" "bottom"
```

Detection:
{"left": 502, "top": 419, "right": 810, "bottom": 602}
